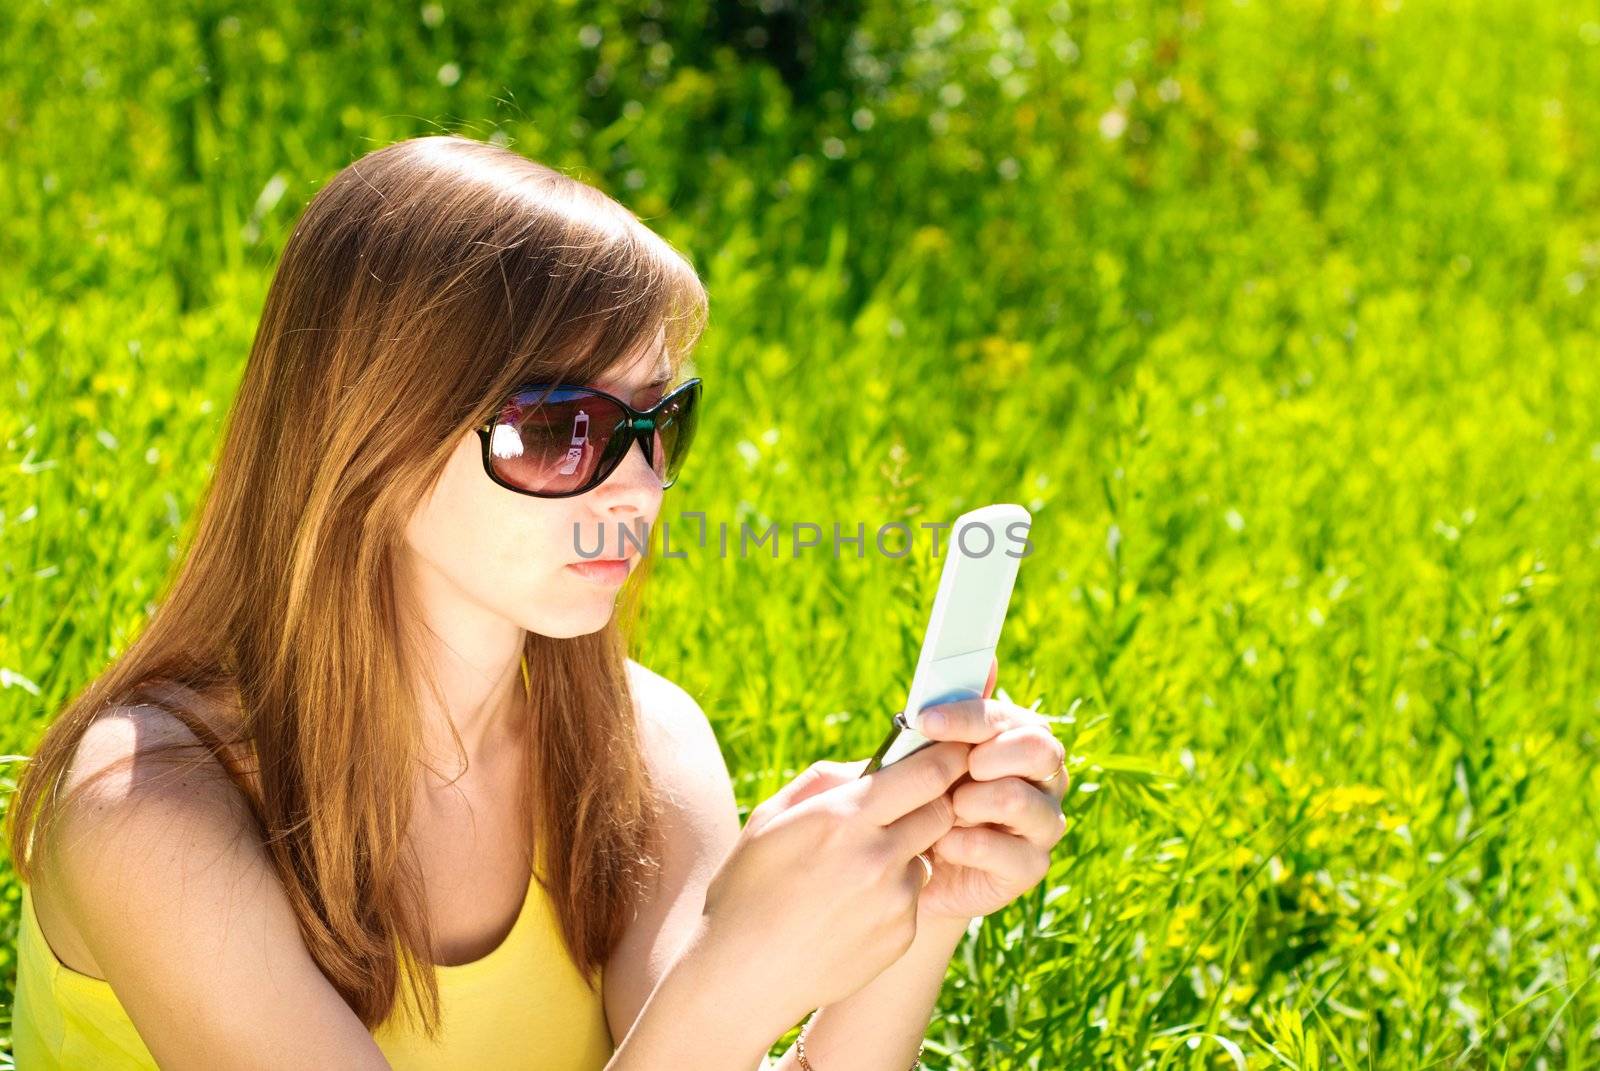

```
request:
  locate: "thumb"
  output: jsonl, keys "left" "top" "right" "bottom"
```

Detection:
{"left": 981, "top": 655, "right": 999, "bottom": 700}
{"left": 755, "top": 758, "right": 868, "bottom": 822}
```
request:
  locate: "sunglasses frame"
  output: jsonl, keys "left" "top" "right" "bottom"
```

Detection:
{"left": 475, "top": 376, "right": 703, "bottom": 499}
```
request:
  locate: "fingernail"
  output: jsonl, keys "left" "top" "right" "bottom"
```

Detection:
{"left": 922, "top": 710, "right": 947, "bottom": 733}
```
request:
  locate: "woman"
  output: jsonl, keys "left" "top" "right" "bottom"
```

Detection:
{"left": 5, "top": 134, "right": 1070, "bottom": 1070}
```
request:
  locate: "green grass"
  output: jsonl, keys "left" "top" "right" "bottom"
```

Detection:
{"left": 2, "top": 0, "right": 1598, "bottom": 1066}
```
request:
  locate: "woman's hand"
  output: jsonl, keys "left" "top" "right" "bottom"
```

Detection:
{"left": 696, "top": 734, "right": 973, "bottom": 1031}
{"left": 913, "top": 656, "right": 1070, "bottom": 923}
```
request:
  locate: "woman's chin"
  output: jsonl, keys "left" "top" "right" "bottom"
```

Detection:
{"left": 525, "top": 596, "right": 617, "bottom": 639}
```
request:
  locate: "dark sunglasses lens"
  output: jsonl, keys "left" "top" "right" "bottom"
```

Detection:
{"left": 488, "top": 390, "right": 628, "bottom": 495}
{"left": 653, "top": 382, "right": 701, "bottom": 487}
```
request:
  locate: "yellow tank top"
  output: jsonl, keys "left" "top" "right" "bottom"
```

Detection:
{"left": 12, "top": 847, "right": 615, "bottom": 1069}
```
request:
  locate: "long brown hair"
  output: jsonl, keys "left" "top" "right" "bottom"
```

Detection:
{"left": 5, "top": 133, "right": 709, "bottom": 1037}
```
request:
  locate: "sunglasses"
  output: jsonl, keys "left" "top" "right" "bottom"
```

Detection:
{"left": 475, "top": 377, "right": 703, "bottom": 498}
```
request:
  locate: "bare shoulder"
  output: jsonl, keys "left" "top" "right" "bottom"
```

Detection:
{"left": 52, "top": 678, "right": 253, "bottom": 819}
{"left": 28, "top": 702, "right": 387, "bottom": 1066}
{"left": 626, "top": 658, "right": 720, "bottom": 761}
{"left": 51, "top": 701, "right": 254, "bottom": 847}
{"left": 32, "top": 702, "right": 260, "bottom": 978}
{"left": 622, "top": 657, "right": 738, "bottom": 850}
{"left": 604, "top": 663, "right": 743, "bottom": 1041}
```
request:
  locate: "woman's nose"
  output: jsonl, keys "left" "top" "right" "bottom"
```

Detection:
{"left": 597, "top": 437, "right": 664, "bottom": 513}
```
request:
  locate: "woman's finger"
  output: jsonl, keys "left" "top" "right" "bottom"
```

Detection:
{"left": 930, "top": 825, "right": 1050, "bottom": 885}
{"left": 967, "top": 726, "right": 1069, "bottom": 803}
{"left": 751, "top": 758, "right": 868, "bottom": 828}
{"left": 918, "top": 696, "right": 1032, "bottom": 743}
{"left": 950, "top": 776, "right": 1067, "bottom": 852}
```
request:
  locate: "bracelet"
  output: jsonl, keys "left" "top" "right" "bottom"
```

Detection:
{"left": 796, "top": 1011, "right": 924, "bottom": 1070}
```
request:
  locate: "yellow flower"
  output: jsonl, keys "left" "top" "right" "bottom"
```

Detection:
{"left": 1377, "top": 811, "right": 1410, "bottom": 833}
{"left": 1166, "top": 903, "right": 1201, "bottom": 948}
{"left": 978, "top": 335, "right": 1034, "bottom": 377}
{"left": 909, "top": 226, "right": 949, "bottom": 256}
{"left": 1314, "top": 783, "right": 1386, "bottom": 815}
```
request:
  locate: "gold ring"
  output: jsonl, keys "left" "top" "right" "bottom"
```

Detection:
{"left": 1037, "top": 763, "right": 1066, "bottom": 789}
{"left": 916, "top": 852, "right": 934, "bottom": 886}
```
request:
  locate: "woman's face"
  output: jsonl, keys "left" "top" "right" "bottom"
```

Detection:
{"left": 402, "top": 337, "right": 672, "bottom": 640}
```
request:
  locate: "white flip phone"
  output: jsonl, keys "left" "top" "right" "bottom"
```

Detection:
{"left": 862, "top": 503, "right": 1032, "bottom": 775}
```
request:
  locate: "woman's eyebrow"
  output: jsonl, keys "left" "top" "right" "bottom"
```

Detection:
{"left": 595, "top": 363, "right": 673, "bottom": 395}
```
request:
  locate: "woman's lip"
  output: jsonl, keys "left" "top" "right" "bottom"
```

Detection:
{"left": 567, "top": 558, "right": 631, "bottom": 584}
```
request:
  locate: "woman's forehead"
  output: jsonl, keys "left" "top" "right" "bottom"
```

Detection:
{"left": 594, "top": 326, "right": 671, "bottom": 389}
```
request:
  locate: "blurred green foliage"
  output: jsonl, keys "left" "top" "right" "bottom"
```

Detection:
{"left": 2, "top": 0, "right": 1598, "bottom": 1066}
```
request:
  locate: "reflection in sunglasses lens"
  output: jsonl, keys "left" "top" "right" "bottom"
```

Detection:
{"left": 486, "top": 380, "right": 700, "bottom": 496}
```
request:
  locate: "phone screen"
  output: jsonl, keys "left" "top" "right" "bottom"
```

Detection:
{"left": 861, "top": 504, "right": 1030, "bottom": 775}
